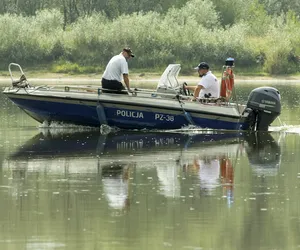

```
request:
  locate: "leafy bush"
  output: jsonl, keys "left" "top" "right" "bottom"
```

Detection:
{"left": 0, "top": 1, "right": 299, "bottom": 75}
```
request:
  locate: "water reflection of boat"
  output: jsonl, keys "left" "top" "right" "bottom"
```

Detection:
{"left": 3, "top": 130, "right": 281, "bottom": 209}
{"left": 9, "top": 130, "right": 242, "bottom": 159}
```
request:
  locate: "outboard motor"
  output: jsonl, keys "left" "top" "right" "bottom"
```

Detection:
{"left": 244, "top": 87, "right": 281, "bottom": 131}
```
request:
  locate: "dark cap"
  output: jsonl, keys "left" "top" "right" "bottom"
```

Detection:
{"left": 123, "top": 47, "right": 135, "bottom": 57}
{"left": 194, "top": 62, "right": 209, "bottom": 70}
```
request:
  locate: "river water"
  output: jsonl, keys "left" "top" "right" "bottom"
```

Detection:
{"left": 1, "top": 79, "right": 300, "bottom": 250}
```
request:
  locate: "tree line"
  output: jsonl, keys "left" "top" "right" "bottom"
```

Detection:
{"left": 2, "top": 0, "right": 300, "bottom": 27}
{"left": 0, "top": 0, "right": 188, "bottom": 28}
{"left": 0, "top": 0, "right": 299, "bottom": 74}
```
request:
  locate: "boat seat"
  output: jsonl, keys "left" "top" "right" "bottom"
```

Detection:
{"left": 198, "top": 97, "right": 227, "bottom": 104}
{"left": 156, "top": 87, "right": 178, "bottom": 99}
{"left": 12, "top": 74, "right": 29, "bottom": 88}
{"left": 101, "top": 88, "right": 128, "bottom": 95}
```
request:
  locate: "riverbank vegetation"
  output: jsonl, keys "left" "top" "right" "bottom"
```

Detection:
{"left": 0, "top": 0, "right": 299, "bottom": 75}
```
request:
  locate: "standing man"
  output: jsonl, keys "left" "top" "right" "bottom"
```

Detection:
{"left": 185, "top": 62, "right": 219, "bottom": 101}
{"left": 101, "top": 48, "right": 135, "bottom": 93}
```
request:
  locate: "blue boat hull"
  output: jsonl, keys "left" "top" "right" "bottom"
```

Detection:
{"left": 8, "top": 94, "right": 248, "bottom": 130}
{"left": 3, "top": 62, "right": 280, "bottom": 132}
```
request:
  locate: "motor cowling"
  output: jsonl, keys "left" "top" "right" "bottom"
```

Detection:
{"left": 244, "top": 87, "right": 281, "bottom": 131}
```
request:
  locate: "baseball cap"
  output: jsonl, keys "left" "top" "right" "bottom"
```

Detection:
{"left": 123, "top": 47, "right": 135, "bottom": 57}
{"left": 194, "top": 62, "right": 209, "bottom": 70}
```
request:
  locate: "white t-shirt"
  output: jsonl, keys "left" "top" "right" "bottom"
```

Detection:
{"left": 198, "top": 71, "right": 220, "bottom": 98}
{"left": 102, "top": 54, "right": 129, "bottom": 82}
{"left": 198, "top": 159, "right": 220, "bottom": 193}
{"left": 102, "top": 178, "right": 128, "bottom": 209}
{"left": 156, "top": 165, "right": 180, "bottom": 198}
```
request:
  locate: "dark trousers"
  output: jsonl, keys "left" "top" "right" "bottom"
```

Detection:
{"left": 101, "top": 78, "right": 126, "bottom": 94}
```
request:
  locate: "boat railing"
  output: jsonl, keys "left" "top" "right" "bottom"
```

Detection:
{"left": 54, "top": 85, "right": 235, "bottom": 106}
{"left": 9, "top": 63, "right": 30, "bottom": 88}
{"left": 58, "top": 84, "right": 191, "bottom": 101}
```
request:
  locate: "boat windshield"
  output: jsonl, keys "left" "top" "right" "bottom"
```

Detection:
{"left": 156, "top": 64, "right": 181, "bottom": 90}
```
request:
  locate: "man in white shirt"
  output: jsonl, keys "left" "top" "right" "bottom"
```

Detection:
{"left": 185, "top": 62, "right": 220, "bottom": 101}
{"left": 101, "top": 48, "right": 134, "bottom": 93}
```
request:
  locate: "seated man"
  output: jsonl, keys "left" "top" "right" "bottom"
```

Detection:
{"left": 185, "top": 62, "right": 220, "bottom": 101}
{"left": 101, "top": 48, "right": 135, "bottom": 94}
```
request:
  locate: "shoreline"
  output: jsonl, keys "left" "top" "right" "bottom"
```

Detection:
{"left": 1, "top": 76, "right": 300, "bottom": 82}
{"left": 1, "top": 72, "right": 300, "bottom": 85}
